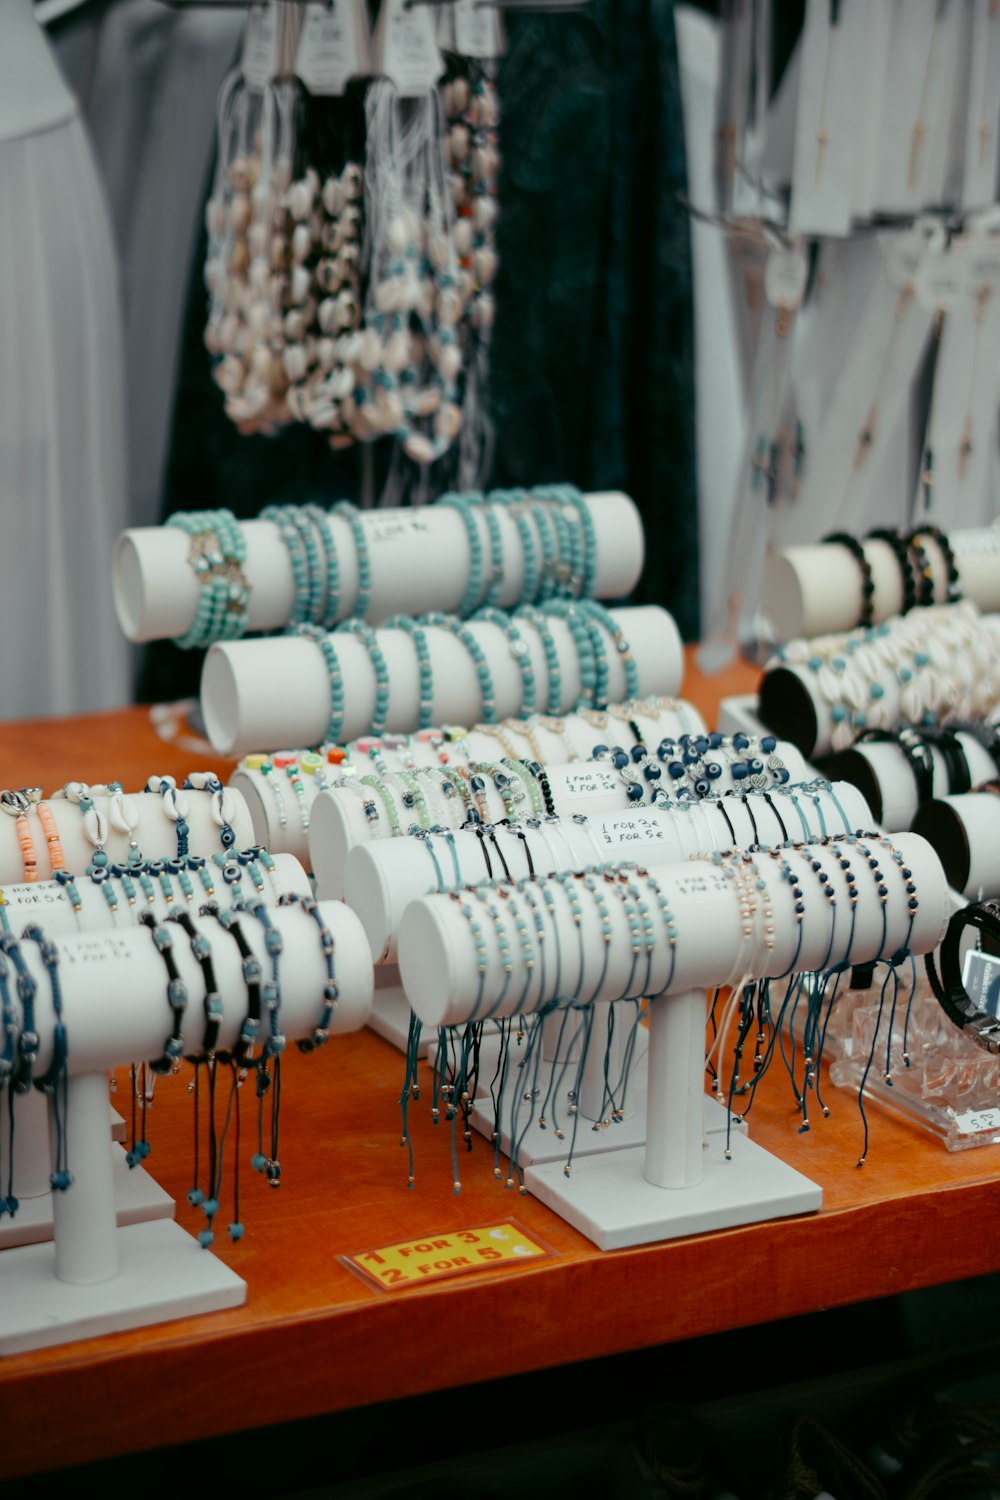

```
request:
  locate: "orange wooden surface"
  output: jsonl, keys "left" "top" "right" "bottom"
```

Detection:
{"left": 4, "top": 655, "right": 1000, "bottom": 1478}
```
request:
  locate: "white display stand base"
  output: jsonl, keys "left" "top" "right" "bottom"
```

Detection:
{"left": 718, "top": 693, "right": 779, "bottom": 744}
{"left": 0, "top": 1218, "right": 245, "bottom": 1355}
{"left": 368, "top": 968, "right": 425, "bottom": 1056}
{"left": 470, "top": 1077, "right": 746, "bottom": 1167}
{"left": 0, "top": 1144, "right": 174, "bottom": 1251}
{"left": 524, "top": 1131, "right": 822, "bottom": 1251}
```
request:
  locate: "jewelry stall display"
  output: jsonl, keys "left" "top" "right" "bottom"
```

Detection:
{"left": 395, "top": 831, "right": 948, "bottom": 1248}
{"left": 758, "top": 602, "right": 1000, "bottom": 758}
{"left": 822, "top": 723, "right": 1000, "bottom": 832}
{"left": 113, "top": 487, "right": 644, "bottom": 644}
{"left": 0, "top": 898, "right": 373, "bottom": 1354}
{"left": 765, "top": 522, "right": 1000, "bottom": 642}
{"left": 307, "top": 732, "right": 820, "bottom": 901}
{"left": 0, "top": 775, "right": 309, "bottom": 1256}
{"left": 199, "top": 602, "right": 683, "bottom": 757}
{"left": 228, "top": 696, "right": 709, "bottom": 859}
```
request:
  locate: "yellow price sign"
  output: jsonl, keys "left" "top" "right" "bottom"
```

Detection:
{"left": 343, "top": 1220, "right": 553, "bottom": 1292}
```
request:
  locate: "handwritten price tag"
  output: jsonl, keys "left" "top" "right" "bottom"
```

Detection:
{"left": 344, "top": 1220, "right": 552, "bottom": 1292}
{"left": 596, "top": 812, "right": 668, "bottom": 849}
{"left": 954, "top": 1108, "right": 1000, "bottom": 1137}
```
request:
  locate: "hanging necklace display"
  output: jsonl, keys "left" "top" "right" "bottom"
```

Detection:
{"left": 789, "top": 0, "right": 882, "bottom": 239}
{"left": 914, "top": 232, "right": 1000, "bottom": 529}
{"left": 962, "top": 0, "right": 1000, "bottom": 208}
{"left": 700, "top": 233, "right": 806, "bottom": 668}
{"left": 443, "top": 55, "right": 500, "bottom": 487}
{"left": 871, "top": 0, "right": 963, "bottom": 214}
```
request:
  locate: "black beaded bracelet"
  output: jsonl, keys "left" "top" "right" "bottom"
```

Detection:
{"left": 905, "top": 530, "right": 936, "bottom": 606}
{"left": 169, "top": 909, "right": 222, "bottom": 1060}
{"left": 926, "top": 900, "right": 1000, "bottom": 1053}
{"left": 825, "top": 532, "right": 875, "bottom": 625}
{"left": 139, "top": 912, "right": 188, "bottom": 1076}
{"left": 866, "top": 528, "right": 917, "bottom": 613}
{"left": 907, "top": 524, "right": 963, "bottom": 604}
{"left": 200, "top": 902, "right": 262, "bottom": 1069}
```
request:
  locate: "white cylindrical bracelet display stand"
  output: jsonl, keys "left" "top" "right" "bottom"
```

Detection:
{"left": 312, "top": 736, "right": 814, "bottom": 902}
{"left": 398, "top": 834, "right": 947, "bottom": 1248}
{"left": 824, "top": 734, "right": 997, "bottom": 831}
{"left": 229, "top": 697, "right": 710, "bottom": 861}
{"left": 912, "top": 792, "right": 1000, "bottom": 900}
{"left": 1, "top": 852, "right": 310, "bottom": 1251}
{"left": 0, "top": 783, "right": 255, "bottom": 884}
{"left": 344, "top": 782, "right": 872, "bottom": 965}
{"left": 759, "top": 610, "right": 1000, "bottom": 759}
{"left": 0, "top": 898, "right": 373, "bottom": 1353}
{"left": 202, "top": 605, "right": 683, "bottom": 757}
{"left": 765, "top": 528, "right": 1000, "bottom": 641}
{"left": 114, "top": 491, "right": 645, "bottom": 643}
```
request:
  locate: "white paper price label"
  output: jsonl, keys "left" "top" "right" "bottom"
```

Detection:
{"left": 764, "top": 245, "right": 808, "bottom": 310}
{"left": 377, "top": 0, "right": 444, "bottom": 93}
{"left": 954, "top": 1107, "right": 1000, "bottom": 1137}
{"left": 454, "top": 0, "right": 503, "bottom": 59}
{"left": 242, "top": 3, "right": 279, "bottom": 88}
{"left": 366, "top": 515, "right": 433, "bottom": 545}
{"left": 560, "top": 769, "right": 622, "bottom": 800}
{"left": 595, "top": 812, "right": 668, "bottom": 850}
{"left": 296, "top": 2, "right": 369, "bottom": 96}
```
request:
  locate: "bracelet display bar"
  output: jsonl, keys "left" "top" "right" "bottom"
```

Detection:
{"left": 201, "top": 604, "right": 683, "bottom": 757}
{"left": 0, "top": 852, "right": 309, "bottom": 1249}
{"left": 0, "top": 899, "right": 373, "bottom": 1354}
{"left": 398, "top": 833, "right": 949, "bottom": 1250}
{"left": 114, "top": 492, "right": 645, "bottom": 642}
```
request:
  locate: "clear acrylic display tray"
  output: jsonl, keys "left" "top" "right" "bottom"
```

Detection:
{"left": 825, "top": 976, "right": 1000, "bottom": 1152}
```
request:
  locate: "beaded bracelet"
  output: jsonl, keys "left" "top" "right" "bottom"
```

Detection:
{"left": 290, "top": 622, "right": 346, "bottom": 746}
{"left": 1, "top": 789, "right": 39, "bottom": 883}
{"left": 333, "top": 501, "right": 373, "bottom": 619}
{"left": 359, "top": 774, "right": 403, "bottom": 836}
{"left": 574, "top": 600, "right": 640, "bottom": 701}
{"left": 392, "top": 770, "right": 432, "bottom": 832}
{"left": 1, "top": 933, "right": 36, "bottom": 1100}
{"left": 337, "top": 619, "right": 391, "bottom": 737}
{"left": 474, "top": 606, "right": 537, "bottom": 715}
{"left": 279, "top": 892, "right": 338, "bottom": 1051}
{"left": 35, "top": 800, "right": 64, "bottom": 875}
{"left": 302, "top": 504, "right": 342, "bottom": 629}
{"left": 906, "top": 530, "right": 936, "bottom": 607}
{"left": 422, "top": 611, "right": 499, "bottom": 724}
{"left": 824, "top": 532, "right": 876, "bottom": 626}
{"left": 201, "top": 903, "right": 262, "bottom": 1070}
{"left": 21, "top": 924, "right": 72, "bottom": 1190}
{"left": 909, "top": 524, "right": 962, "bottom": 604}
{"left": 246, "top": 902, "right": 286, "bottom": 1064}
{"left": 139, "top": 912, "right": 189, "bottom": 1076}
{"left": 385, "top": 615, "right": 435, "bottom": 729}
{"left": 262, "top": 504, "right": 321, "bottom": 626}
{"left": 866, "top": 528, "right": 917, "bottom": 613}
{"left": 441, "top": 491, "right": 503, "bottom": 615}
{"left": 544, "top": 599, "right": 600, "bottom": 705}
{"left": 536, "top": 484, "right": 597, "bottom": 599}
{"left": 169, "top": 909, "right": 222, "bottom": 1060}
{"left": 489, "top": 490, "right": 540, "bottom": 604}
{"left": 168, "top": 508, "right": 251, "bottom": 648}
{"left": 515, "top": 605, "right": 564, "bottom": 713}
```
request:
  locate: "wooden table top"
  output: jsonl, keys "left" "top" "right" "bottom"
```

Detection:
{"left": 3, "top": 652, "right": 998, "bottom": 1480}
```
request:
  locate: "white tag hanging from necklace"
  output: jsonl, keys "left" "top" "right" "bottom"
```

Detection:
{"left": 372, "top": 0, "right": 445, "bottom": 95}
{"left": 454, "top": 0, "right": 504, "bottom": 60}
{"left": 242, "top": 2, "right": 280, "bottom": 88}
{"left": 789, "top": 0, "right": 873, "bottom": 237}
{"left": 962, "top": 0, "right": 1000, "bottom": 210}
{"left": 296, "top": 1, "right": 370, "bottom": 96}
